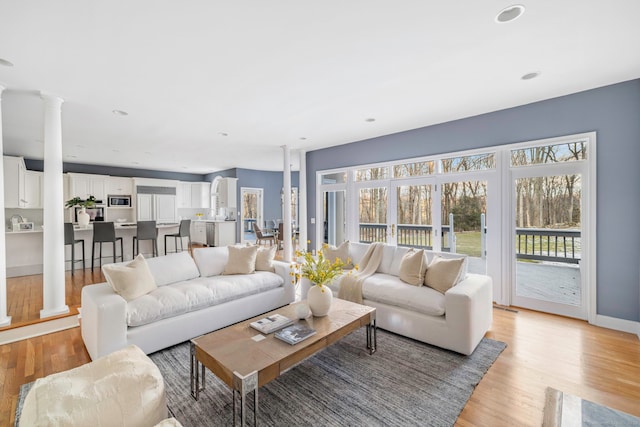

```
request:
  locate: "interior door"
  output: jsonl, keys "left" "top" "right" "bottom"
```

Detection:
{"left": 240, "top": 188, "right": 263, "bottom": 244}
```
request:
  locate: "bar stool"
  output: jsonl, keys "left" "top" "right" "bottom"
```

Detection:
{"left": 91, "top": 222, "right": 124, "bottom": 270}
{"left": 133, "top": 220, "right": 158, "bottom": 257}
{"left": 164, "top": 219, "right": 191, "bottom": 255}
{"left": 64, "top": 222, "right": 85, "bottom": 274}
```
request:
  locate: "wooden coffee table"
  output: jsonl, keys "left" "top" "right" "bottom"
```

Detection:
{"left": 190, "top": 298, "right": 376, "bottom": 425}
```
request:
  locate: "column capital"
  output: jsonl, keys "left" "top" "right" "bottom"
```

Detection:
{"left": 40, "top": 91, "right": 64, "bottom": 107}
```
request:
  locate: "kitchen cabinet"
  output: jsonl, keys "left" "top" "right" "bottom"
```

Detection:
{"left": 24, "top": 171, "right": 43, "bottom": 209}
{"left": 137, "top": 193, "right": 177, "bottom": 223}
{"left": 191, "top": 221, "right": 207, "bottom": 244}
{"left": 68, "top": 173, "right": 107, "bottom": 201}
{"left": 215, "top": 221, "right": 236, "bottom": 246}
{"left": 191, "top": 182, "right": 211, "bottom": 209}
{"left": 177, "top": 182, "right": 191, "bottom": 208}
{"left": 217, "top": 178, "right": 238, "bottom": 208}
{"left": 106, "top": 177, "right": 133, "bottom": 195}
{"left": 3, "top": 156, "right": 26, "bottom": 208}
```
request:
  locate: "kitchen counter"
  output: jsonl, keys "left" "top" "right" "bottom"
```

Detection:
{"left": 5, "top": 222, "right": 181, "bottom": 277}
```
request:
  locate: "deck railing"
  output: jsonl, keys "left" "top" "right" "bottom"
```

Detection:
{"left": 358, "top": 222, "right": 581, "bottom": 264}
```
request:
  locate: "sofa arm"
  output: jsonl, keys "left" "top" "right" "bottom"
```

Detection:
{"left": 273, "top": 260, "right": 296, "bottom": 303}
{"left": 444, "top": 273, "right": 493, "bottom": 354}
{"left": 81, "top": 283, "right": 128, "bottom": 360}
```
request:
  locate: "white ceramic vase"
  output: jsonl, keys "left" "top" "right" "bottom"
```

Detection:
{"left": 77, "top": 207, "right": 90, "bottom": 228}
{"left": 307, "top": 284, "right": 332, "bottom": 317}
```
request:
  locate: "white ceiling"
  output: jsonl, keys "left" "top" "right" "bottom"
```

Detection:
{"left": 1, "top": 1, "right": 639, "bottom": 174}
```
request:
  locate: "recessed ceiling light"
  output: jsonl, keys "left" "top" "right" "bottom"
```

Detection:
{"left": 365, "top": 118, "right": 376, "bottom": 122}
{"left": 495, "top": 5, "right": 525, "bottom": 23}
{"left": 0, "top": 58, "right": 14, "bottom": 67}
{"left": 144, "top": 151, "right": 152, "bottom": 155}
{"left": 66, "top": 155, "right": 77, "bottom": 159}
{"left": 521, "top": 71, "right": 541, "bottom": 80}
{"left": 112, "top": 109, "right": 128, "bottom": 116}
{"left": 112, "top": 149, "right": 120, "bottom": 153}
{"left": 299, "top": 137, "right": 307, "bottom": 141}
{"left": 131, "top": 161, "right": 140, "bottom": 165}
{"left": 219, "top": 132, "right": 229, "bottom": 137}
{"left": 75, "top": 144, "right": 85, "bottom": 148}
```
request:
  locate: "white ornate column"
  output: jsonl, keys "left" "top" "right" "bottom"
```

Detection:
{"left": 0, "top": 84, "right": 11, "bottom": 326}
{"left": 40, "top": 93, "right": 69, "bottom": 318}
{"left": 281, "top": 145, "right": 292, "bottom": 262}
{"left": 298, "top": 149, "right": 307, "bottom": 253}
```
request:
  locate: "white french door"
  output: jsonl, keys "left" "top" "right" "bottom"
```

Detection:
{"left": 240, "top": 187, "right": 264, "bottom": 244}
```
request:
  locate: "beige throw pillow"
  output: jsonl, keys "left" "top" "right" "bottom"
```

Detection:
{"left": 224, "top": 245, "right": 258, "bottom": 275}
{"left": 255, "top": 246, "right": 276, "bottom": 272}
{"left": 323, "top": 241, "right": 354, "bottom": 269}
{"left": 399, "top": 249, "right": 426, "bottom": 286}
{"left": 102, "top": 254, "right": 157, "bottom": 301}
{"left": 424, "top": 255, "right": 465, "bottom": 294}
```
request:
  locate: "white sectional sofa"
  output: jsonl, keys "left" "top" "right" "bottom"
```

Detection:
{"left": 301, "top": 242, "right": 493, "bottom": 355}
{"left": 81, "top": 247, "right": 295, "bottom": 360}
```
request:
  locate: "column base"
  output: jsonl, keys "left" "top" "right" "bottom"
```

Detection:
{"left": 0, "top": 316, "right": 11, "bottom": 327}
{"left": 40, "top": 305, "right": 70, "bottom": 319}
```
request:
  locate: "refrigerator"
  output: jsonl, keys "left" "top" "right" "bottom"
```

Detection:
{"left": 137, "top": 192, "right": 177, "bottom": 223}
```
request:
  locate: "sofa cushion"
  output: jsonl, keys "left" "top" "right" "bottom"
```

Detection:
{"left": 426, "top": 251, "right": 468, "bottom": 280}
{"left": 224, "top": 245, "right": 258, "bottom": 275}
{"left": 126, "top": 272, "right": 284, "bottom": 327}
{"left": 424, "top": 255, "right": 465, "bottom": 294}
{"left": 399, "top": 249, "right": 426, "bottom": 286}
{"left": 146, "top": 252, "right": 200, "bottom": 286}
{"left": 362, "top": 273, "right": 446, "bottom": 316}
{"left": 255, "top": 246, "right": 276, "bottom": 272}
{"left": 389, "top": 246, "right": 412, "bottom": 277}
{"left": 193, "top": 246, "right": 229, "bottom": 277}
{"left": 323, "top": 241, "right": 354, "bottom": 269}
{"left": 349, "top": 242, "right": 370, "bottom": 266}
{"left": 103, "top": 254, "right": 158, "bottom": 301}
{"left": 376, "top": 244, "right": 399, "bottom": 274}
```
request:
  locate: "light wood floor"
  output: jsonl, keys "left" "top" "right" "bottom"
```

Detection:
{"left": 1, "top": 279, "right": 639, "bottom": 426}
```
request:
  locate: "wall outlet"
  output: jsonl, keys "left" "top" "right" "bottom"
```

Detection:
{"left": 310, "top": 217, "right": 315, "bottom": 224}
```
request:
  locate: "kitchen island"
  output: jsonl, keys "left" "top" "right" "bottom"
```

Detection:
{"left": 5, "top": 222, "right": 180, "bottom": 277}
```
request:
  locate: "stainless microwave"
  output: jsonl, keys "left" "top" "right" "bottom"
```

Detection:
{"left": 108, "top": 195, "right": 132, "bottom": 207}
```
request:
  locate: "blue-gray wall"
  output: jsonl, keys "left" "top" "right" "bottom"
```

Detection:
{"left": 306, "top": 79, "right": 640, "bottom": 323}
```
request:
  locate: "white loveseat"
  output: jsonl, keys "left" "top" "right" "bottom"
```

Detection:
{"left": 81, "top": 247, "right": 295, "bottom": 360}
{"left": 301, "top": 242, "right": 493, "bottom": 355}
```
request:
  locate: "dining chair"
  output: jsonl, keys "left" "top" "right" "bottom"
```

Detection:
{"left": 253, "top": 223, "right": 276, "bottom": 246}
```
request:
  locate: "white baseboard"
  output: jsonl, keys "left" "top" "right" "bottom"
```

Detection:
{"left": 0, "top": 315, "right": 79, "bottom": 345}
{"left": 593, "top": 314, "right": 640, "bottom": 339}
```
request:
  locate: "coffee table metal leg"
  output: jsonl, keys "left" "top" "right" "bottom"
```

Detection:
{"left": 233, "top": 370, "right": 258, "bottom": 426}
{"left": 190, "top": 342, "right": 206, "bottom": 400}
{"left": 366, "top": 316, "right": 377, "bottom": 354}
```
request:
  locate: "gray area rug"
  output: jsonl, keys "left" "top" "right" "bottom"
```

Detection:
{"left": 16, "top": 329, "right": 505, "bottom": 426}
{"left": 543, "top": 387, "right": 640, "bottom": 427}
{"left": 153, "top": 328, "right": 504, "bottom": 426}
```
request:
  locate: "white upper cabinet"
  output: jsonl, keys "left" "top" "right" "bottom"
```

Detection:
{"left": 68, "top": 173, "right": 107, "bottom": 201}
{"left": 106, "top": 177, "right": 133, "bottom": 195}
{"left": 177, "top": 182, "right": 192, "bottom": 208}
{"left": 191, "top": 182, "right": 211, "bottom": 209}
{"left": 217, "top": 178, "right": 238, "bottom": 208}
{"left": 3, "top": 156, "right": 26, "bottom": 208}
{"left": 24, "top": 171, "right": 43, "bottom": 209}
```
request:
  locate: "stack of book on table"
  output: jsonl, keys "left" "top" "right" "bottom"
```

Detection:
{"left": 250, "top": 314, "right": 294, "bottom": 334}
{"left": 274, "top": 324, "right": 317, "bottom": 345}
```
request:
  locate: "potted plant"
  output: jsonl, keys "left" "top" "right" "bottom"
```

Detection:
{"left": 66, "top": 195, "right": 97, "bottom": 227}
{"left": 293, "top": 245, "right": 355, "bottom": 316}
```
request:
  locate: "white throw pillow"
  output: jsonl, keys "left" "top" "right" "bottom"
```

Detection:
{"left": 223, "top": 245, "right": 258, "bottom": 275}
{"left": 255, "top": 246, "right": 276, "bottom": 272}
{"left": 424, "top": 255, "right": 465, "bottom": 294}
{"left": 102, "top": 254, "right": 158, "bottom": 301}
{"left": 398, "top": 249, "right": 426, "bottom": 286}
{"left": 323, "top": 241, "right": 354, "bottom": 269}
